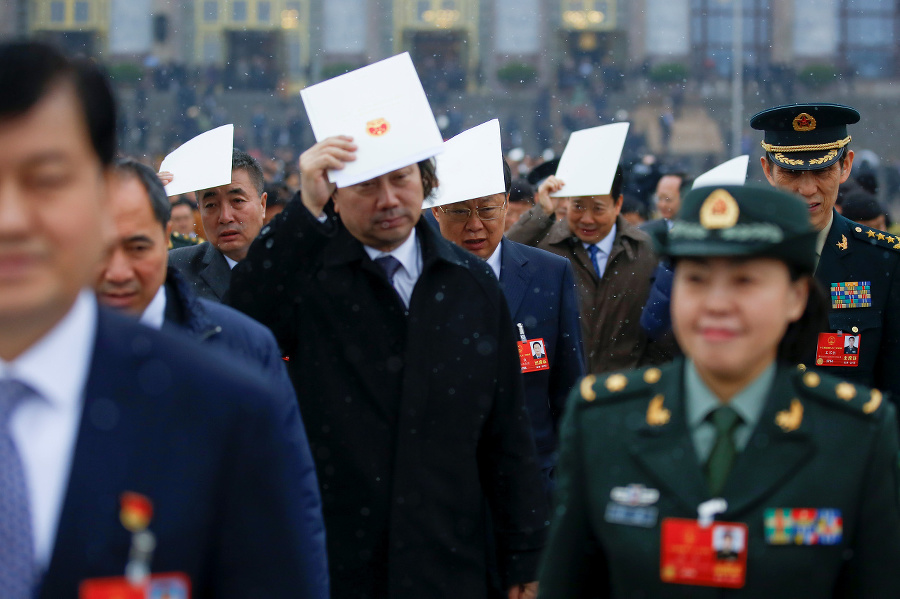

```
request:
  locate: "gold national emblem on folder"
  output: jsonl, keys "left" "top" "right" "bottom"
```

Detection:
{"left": 366, "top": 118, "right": 390, "bottom": 137}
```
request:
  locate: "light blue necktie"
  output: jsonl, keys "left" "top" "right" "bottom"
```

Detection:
{"left": 0, "top": 379, "right": 36, "bottom": 598}
{"left": 587, "top": 244, "right": 604, "bottom": 278}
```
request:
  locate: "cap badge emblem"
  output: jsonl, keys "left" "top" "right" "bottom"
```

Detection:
{"left": 793, "top": 113, "right": 817, "bottom": 132}
{"left": 366, "top": 118, "right": 390, "bottom": 137}
{"left": 699, "top": 189, "right": 740, "bottom": 230}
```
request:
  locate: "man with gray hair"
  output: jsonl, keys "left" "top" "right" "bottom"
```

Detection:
{"left": 168, "top": 149, "right": 268, "bottom": 302}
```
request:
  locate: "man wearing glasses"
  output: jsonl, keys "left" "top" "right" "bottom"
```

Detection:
{"left": 508, "top": 166, "right": 658, "bottom": 374}
{"left": 432, "top": 159, "right": 584, "bottom": 501}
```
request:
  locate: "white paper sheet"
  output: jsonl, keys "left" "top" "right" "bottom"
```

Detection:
{"left": 424, "top": 120, "right": 505, "bottom": 209}
{"left": 159, "top": 124, "right": 234, "bottom": 197}
{"left": 692, "top": 155, "right": 750, "bottom": 189}
{"left": 300, "top": 53, "right": 444, "bottom": 188}
{"left": 551, "top": 122, "right": 630, "bottom": 198}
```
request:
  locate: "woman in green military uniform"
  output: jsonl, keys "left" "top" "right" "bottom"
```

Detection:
{"left": 538, "top": 185, "right": 900, "bottom": 598}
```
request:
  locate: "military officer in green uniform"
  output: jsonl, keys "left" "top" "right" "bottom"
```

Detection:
{"left": 538, "top": 185, "right": 900, "bottom": 598}
{"left": 751, "top": 103, "right": 900, "bottom": 396}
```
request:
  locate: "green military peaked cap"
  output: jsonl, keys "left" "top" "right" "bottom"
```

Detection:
{"left": 654, "top": 184, "right": 818, "bottom": 274}
{"left": 750, "top": 103, "right": 859, "bottom": 171}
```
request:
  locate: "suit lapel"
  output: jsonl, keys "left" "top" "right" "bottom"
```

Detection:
{"left": 721, "top": 367, "right": 815, "bottom": 516}
{"left": 816, "top": 211, "right": 855, "bottom": 285}
{"left": 200, "top": 244, "right": 231, "bottom": 301}
{"left": 627, "top": 364, "right": 709, "bottom": 513}
{"left": 498, "top": 238, "right": 531, "bottom": 319}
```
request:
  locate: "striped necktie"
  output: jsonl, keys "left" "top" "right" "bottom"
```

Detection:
{"left": 0, "top": 379, "right": 36, "bottom": 598}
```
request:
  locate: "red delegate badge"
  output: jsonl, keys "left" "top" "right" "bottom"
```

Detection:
{"left": 660, "top": 518, "right": 748, "bottom": 588}
{"left": 80, "top": 573, "right": 190, "bottom": 599}
{"left": 518, "top": 338, "right": 549, "bottom": 373}
{"left": 815, "top": 332, "right": 859, "bottom": 367}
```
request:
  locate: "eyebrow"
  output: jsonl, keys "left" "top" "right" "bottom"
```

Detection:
{"left": 22, "top": 151, "right": 70, "bottom": 168}
{"left": 123, "top": 234, "right": 155, "bottom": 245}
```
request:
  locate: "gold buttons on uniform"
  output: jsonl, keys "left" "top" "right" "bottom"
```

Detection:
{"left": 605, "top": 374, "right": 627, "bottom": 393}
{"left": 851, "top": 326, "right": 859, "bottom": 334}
{"left": 643, "top": 368, "right": 662, "bottom": 384}
{"left": 835, "top": 382, "right": 856, "bottom": 401}
{"left": 803, "top": 372, "right": 821, "bottom": 388}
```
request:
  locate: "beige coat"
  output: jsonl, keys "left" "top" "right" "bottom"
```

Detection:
{"left": 508, "top": 206, "right": 658, "bottom": 374}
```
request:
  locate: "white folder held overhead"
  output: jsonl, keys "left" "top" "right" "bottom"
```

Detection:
{"left": 692, "top": 155, "right": 750, "bottom": 189}
{"left": 551, "top": 122, "right": 630, "bottom": 198}
{"left": 424, "top": 119, "right": 505, "bottom": 209}
{"left": 159, "top": 124, "right": 234, "bottom": 197}
{"left": 301, "top": 53, "right": 444, "bottom": 188}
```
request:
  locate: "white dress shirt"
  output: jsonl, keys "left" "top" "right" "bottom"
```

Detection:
{"left": 814, "top": 211, "right": 834, "bottom": 271}
{"left": 486, "top": 243, "right": 503, "bottom": 280}
{"left": 139, "top": 285, "right": 167, "bottom": 330}
{"left": 364, "top": 229, "right": 422, "bottom": 308}
{"left": 0, "top": 290, "right": 96, "bottom": 570}
{"left": 583, "top": 222, "right": 617, "bottom": 279}
{"left": 224, "top": 255, "right": 239, "bottom": 270}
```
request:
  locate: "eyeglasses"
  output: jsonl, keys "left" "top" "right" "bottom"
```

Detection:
{"left": 439, "top": 200, "right": 508, "bottom": 223}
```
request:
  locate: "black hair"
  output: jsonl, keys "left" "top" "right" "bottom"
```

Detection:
{"left": 611, "top": 164, "right": 625, "bottom": 200}
{"left": 503, "top": 159, "right": 512, "bottom": 194}
{"left": 419, "top": 157, "right": 438, "bottom": 200}
{"left": 778, "top": 271, "right": 829, "bottom": 365}
{"left": 114, "top": 158, "right": 170, "bottom": 229}
{"left": 621, "top": 196, "right": 650, "bottom": 220}
{"left": 232, "top": 148, "right": 266, "bottom": 196}
{"left": 509, "top": 178, "right": 535, "bottom": 204}
{"left": 841, "top": 191, "right": 884, "bottom": 223}
{"left": 171, "top": 196, "right": 198, "bottom": 211}
{"left": 0, "top": 40, "right": 117, "bottom": 165}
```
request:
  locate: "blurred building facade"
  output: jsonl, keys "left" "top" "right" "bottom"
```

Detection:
{"left": 15, "top": 0, "right": 900, "bottom": 91}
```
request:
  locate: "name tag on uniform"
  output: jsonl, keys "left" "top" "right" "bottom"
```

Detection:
{"left": 830, "top": 281, "right": 871, "bottom": 309}
{"left": 815, "top": 333, "right": 860, "bottom": 367}
{"left": 660, "top": 519, "right": 748, "bottom": 588}
{"left": 764, "top": 508, "right": 843, "bottom": 545}
{"left": 80, "top": 573, "right": 190, "bottom": 599}
{"left": 518, "top": 338, "right": 549, "bottom": 373}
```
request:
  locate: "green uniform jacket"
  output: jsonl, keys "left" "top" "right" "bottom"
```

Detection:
{"left": 539, "top": 358, "right": 900, "bottom": 598}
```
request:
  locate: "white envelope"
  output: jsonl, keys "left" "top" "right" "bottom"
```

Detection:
{"left": 692, "top": 155, "right": 750, "bottom": 189}
{"left": 552, "top": 122, "right": 630, "bottom": 198}
{"left": 300, "top": 53, "right": 444, "bottom": 188}
{"left": 424, "top": 120, "right": 505, "bottom": 209}
{"left": 159, "top": 124, "right": 234, "bottom": 197}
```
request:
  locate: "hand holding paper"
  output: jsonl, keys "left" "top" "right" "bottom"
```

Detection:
{"left": 299, "top": 136, "right": 358, "bottom": 217}
{"left": 159, "top": 124, "right": 234, "bottom": 197}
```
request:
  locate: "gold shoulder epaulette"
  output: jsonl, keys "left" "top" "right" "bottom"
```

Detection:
{"left": 794, "top": 366, "right": 884, "bottom": 417}
{"left": 576, "top": 365, "right": 670, "bottom": 405}
{"left": 852, "top": 225, "right": 900, "bottom": 252}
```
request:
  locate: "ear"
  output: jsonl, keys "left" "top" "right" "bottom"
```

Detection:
{"left": 260, "top": 191, "right": 268, "bottom": 211}
{"left": 612, "top": 194, "right": 624, "bottom": 214}
{"left": 431, "top": 206, "right": 442, "bottom": 222}
{"left": 838, "top": 150, "right": 855, "bottom": 184}
{"left": 786, "top": 277, "right": 810, "bottom": 323}
{"left": 165, "top": 220, "right": 174, "bottom": 237}
{"left": 760, "top": 156, "right": 775, "bottom": 185}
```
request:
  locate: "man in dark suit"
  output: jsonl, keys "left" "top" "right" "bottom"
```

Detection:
{"left": 167, "top": 150, "right": 267, "bottom": 302}
{"left": 431, "top": 159, "right": 585, "bottom": 497}
{"left": 0, "top": 41, "right": 327, "bottom": 598}
{"left": 753, "top": 103, "right": 900, "bottom": 395}
{"left": 230, "top": 136, "right": 548, "bottom": 599}
{"left": 95, "top": 159, "right": 295, "bottom": 400}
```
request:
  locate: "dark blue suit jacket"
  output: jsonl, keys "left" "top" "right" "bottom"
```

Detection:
{"left": 168, "top": 242, "right": 231, "bottom": 303}
{"left": 499, "top": 238, "right": 585, "bottom": 471}
{"left": 37, "top": 308, "right": 328, "bottom": 598}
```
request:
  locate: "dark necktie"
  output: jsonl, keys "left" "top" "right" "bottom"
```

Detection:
{"left": 0, "top": 379, "right": 36, "bottom": 598}
{"left": 375, "top": 255, "right": 403, "bottom": 286}
{"left": 587, "top": 244, "right": 604, "bottom": 278}
{"left": 705, "top": 405, "right": 742, "bottom": 496}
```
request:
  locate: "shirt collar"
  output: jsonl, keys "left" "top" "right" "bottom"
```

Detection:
{"left": 583, "top": 222, "right": 617, "bottom": 255}
{"left": 486, "top": 242, "right": 502, "bottom": 280}
{"left": 0, "top": 290, "right": 97, "bottom": 410}
{"left": 363, "top": 228, "right": 419, "bottom": 275}
{"left": 139, "top": 285, "right": 167, "bottom": 330}
{"left": 815, "top": 211, "right": 835, "bottom": 260}
{"left": 685, "top": 359, "right": 775, "bottom": 430}
{"left": 224, "top": 255, "right": 239, "bottom": 270}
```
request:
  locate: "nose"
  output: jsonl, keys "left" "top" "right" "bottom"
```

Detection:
{"left": 219, "top": 202, "right": 236, "bottom": 224}
{"left": 0, "top": 181, "right": 31, "bottom": 237}
{"left": 103, "top": 248, "right": 133, "bottom": 284}
{"left": 794, "top": 171, "right": 818, "bottom": 198}
{"left": 375, "top": 180, "right": 402, "bottom": 210}
{"left": 702, "top": 278, "right": 735, "bottom": 313}
{"left": 465, "top": 210, "right": 485, "bottom": 232}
